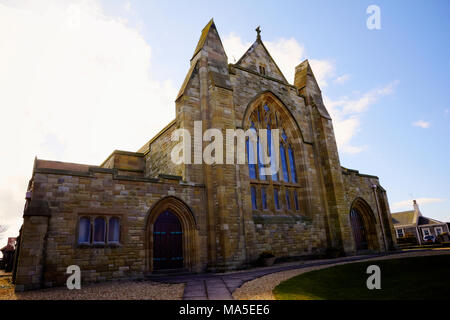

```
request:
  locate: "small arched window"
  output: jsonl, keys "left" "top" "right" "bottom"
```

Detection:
{"left": 93, "top": 217, "right": 106, "bottom": 243}
{"left": 108, "top": 217, "right": 120, "bottom": 243}
{"left": 78, "top": 217, "right": 91, "bottom": 244}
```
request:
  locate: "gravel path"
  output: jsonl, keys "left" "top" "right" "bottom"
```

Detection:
{"left": 233, "top": 249, "right": 450, "bottom": 300}
{"left": 0, "top": 278, "right": 184, "bottom": 300}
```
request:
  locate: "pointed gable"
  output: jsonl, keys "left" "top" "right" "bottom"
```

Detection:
{"left": 177, "top": 19, "right": 231, "bottom": 101}
{"left": 191, "top": 18, "right": 228, "bottom": 66}
{"left": 235, "top": 39, "right": 288, "bottom": 84}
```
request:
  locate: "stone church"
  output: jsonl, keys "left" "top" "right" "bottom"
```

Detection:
{"left": 13, "top": 20, "right": 397, "bottom": 291}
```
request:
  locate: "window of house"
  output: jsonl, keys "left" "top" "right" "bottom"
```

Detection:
{"left": 274, "top": 188, "right": 280, "bottom": 210}
{"left": 435, "top": 227, "right": 443, "bottom": 236}
{"left": 422, "top": 228, "right": 430, "bottom": 237}
{"left": 93, "top": 217, "right": 106, "bottom": 243}
{"left": 108, "top": 217, "right": 121, "bottom": 243}
{"left": 251, "top": 186, "right": 257, "bottom": 210}
{"left": 396, "top": 228, "right": 404, "bottom": 238}
{"left": 261, "top": 188, "right": 267, "bottom": 210}
{"left": 78, "top": 217, "right": 91, "bottom": 244}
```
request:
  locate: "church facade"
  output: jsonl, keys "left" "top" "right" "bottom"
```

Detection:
{"left": 13, "top": 20, "right": 397, "bottom": 291}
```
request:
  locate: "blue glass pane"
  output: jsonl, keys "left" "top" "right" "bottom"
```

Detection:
{"left": 282, "top": 130, "right": 287, "bottom": 142}
{"left": 257, "top": 137, "right": 267, "bottom": 180}
{"left": 288, "top": 147, "right": 297, "bottom": 183}
{"left": 108, "top": 217, "right": 120, "bottom": 243}
{"left": 247, "top": 139, "right": 257, "bottom": 179}
{"left": 294, "top": 191, "right": 299, "bottom": 211}
{"left": 280, "top": 145, "right": 289, "bottom": 182}
{"left": 251, "top": 187, "right": 257, "bottom": 210}
{"left": 274, "top": 189, "right": 280, "bottom": 210}
{"left": 78, "top": 218, "right": 90, "bottom": 243}
{"left": 269, "top": 129, "right": 278, "bottom": 181}
{"left": 261, "top": 188, "right": 267, "bottom": 210}
{"left": 264, "top": 104, "right": 270, "bottom": 112}
{"left": 286, "top": 191, "right": 291, "bottom": 210}
{"left": 94, "top": 217, "right": 106, "bottom": 243}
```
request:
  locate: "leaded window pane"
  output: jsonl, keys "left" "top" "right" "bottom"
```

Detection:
{"left": 261, "top": 188, "right": 267, "bottom": 210}
{"left": 78, "top": 217, "right": 90, "bottom": 244}
{"left": 108, "top": 217, "right": 120, "bottom": 243}
{"left": 93, "top": 217, "right": 106, "bottom": 243}
{"left": 251, "top": 187, "right": 257, "bottom": 210}
{"left": 288, "top": 147, "right": 297, "bottom": 183}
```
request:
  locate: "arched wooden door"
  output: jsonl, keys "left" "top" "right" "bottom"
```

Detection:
{"left": 153, "top": 210, "right": 183, "bottom": 270}
{"left": 350, "top": 208, "right": 368, "bottom": 251}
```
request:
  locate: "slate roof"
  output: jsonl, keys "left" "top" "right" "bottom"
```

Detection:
{"left": 391, "top": 210, "right": 444, "bottom": 227}
{"left": 391, "top": 210, "right": 417, "bottom": 226}
{"left": 418, "top": 216, "right": 443, "bottom": 225}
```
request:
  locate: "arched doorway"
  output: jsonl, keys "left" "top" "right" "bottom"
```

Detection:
{"left": 349, "top": 198, "right": 381, "bottom": 252}
{"left": 145, "top": 196, "right": 199, "bottom": 273}
{"left": 350, "top": 208, "right": 368, "bottom": 251}
{"left": 153, "top": 211, "right": 183, "bottom": 270}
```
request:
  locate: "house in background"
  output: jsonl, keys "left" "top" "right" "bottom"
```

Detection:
{"left": 0, "top": 237, "right": 16, "bottom": 272}
{"left": 391, "top": 200, "right": 449, "bottom": 245}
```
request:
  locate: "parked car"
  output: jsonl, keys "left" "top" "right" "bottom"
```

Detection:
{"left": 423, "top": 235, "right": 436, "bottom": 243}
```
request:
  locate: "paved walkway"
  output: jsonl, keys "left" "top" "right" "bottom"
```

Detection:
{"left": 148, "top": 253, "right": 391, "bottom": 300}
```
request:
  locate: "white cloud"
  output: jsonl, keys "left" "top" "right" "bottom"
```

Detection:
{"left": 0, "top": 0, "right": 177, "bottom": 239}
{"left": 412, "top": 120, "right": 430, "bottom": 128}
{"left": 222, "top": 33, "right": 398, "bottom": 155}
{"left": 392, "top": 198, "right": 447, "bottom": 211}
{"left": 333, "top": 74, "right": 351, "bottom": 85}
{"left": 308, "top": 59, "right": 335, "bottom": 88}
{"left": 324, "top": 81, "right": 399, "bottom": 154}
{"left": 222, "top": 33, "right": 250, "bottom": 64}
{"left": 223, "top": 34, "right": 307, "bottom": 85}
{"left": 223, "top": 34, "right": 336, "bottom": 88}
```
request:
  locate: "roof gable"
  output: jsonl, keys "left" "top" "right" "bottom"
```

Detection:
{"left": 235, "top": 39, "right": 288, "bottom": 84}
{"left": 418, "top": 216, "right": 444, "bottom": 225}
{"left": 391, "top": 210, "right": 417, "bottom": 226}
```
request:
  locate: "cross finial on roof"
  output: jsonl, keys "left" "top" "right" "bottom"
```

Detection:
{"left": 255, "top": 26, "right": 261, "bottom": 41}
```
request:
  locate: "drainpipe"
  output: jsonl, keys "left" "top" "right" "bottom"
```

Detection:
{"left": 416, "top": 227, "right": 422, "bottom": 246}
{"left": 372, "top": 184, "right": 388, "bottom": 252}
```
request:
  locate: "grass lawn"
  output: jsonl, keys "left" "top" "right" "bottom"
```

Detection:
{"left": 273, "top": 254, "right": 450, "bottom": 300}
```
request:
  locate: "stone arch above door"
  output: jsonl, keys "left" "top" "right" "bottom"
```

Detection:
{"left": 349, "top": 197, "right": 380, "bottom": 252}
{"left": 145, "top": 196, "right": 199, "bottom": 273}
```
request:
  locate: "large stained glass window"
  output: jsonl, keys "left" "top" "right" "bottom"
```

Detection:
{"left": 246, "top": 100, "right": 301, "bottom": 213}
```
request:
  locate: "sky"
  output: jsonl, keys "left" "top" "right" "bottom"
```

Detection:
{"left": 0, "top": 0, "right": 449, "bottom": 243}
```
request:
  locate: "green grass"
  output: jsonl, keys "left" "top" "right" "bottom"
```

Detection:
{"left": 273, "top": 254, "right": 450, "bottom": 300}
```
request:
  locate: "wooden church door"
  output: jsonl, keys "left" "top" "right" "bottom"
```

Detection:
{"left": 153, "top": 211, "right": 183, "bottom": 270}
{"left": 350, "top": 208, "right": 368, "bottom": 251}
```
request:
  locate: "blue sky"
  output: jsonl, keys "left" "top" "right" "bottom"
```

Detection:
{"left": 0, "top": 0, "right": 449, "bottom": 241}
{"left": 100, "top": 0, "right": 450, "bottom": 218}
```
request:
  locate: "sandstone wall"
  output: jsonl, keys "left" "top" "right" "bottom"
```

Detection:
{"left": 16, "top": 168, "right": 206, "bottom": 289}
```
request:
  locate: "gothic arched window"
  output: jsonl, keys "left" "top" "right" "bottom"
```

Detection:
{"left": 246, "top": 101, "right": 301, "bottom": 213}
